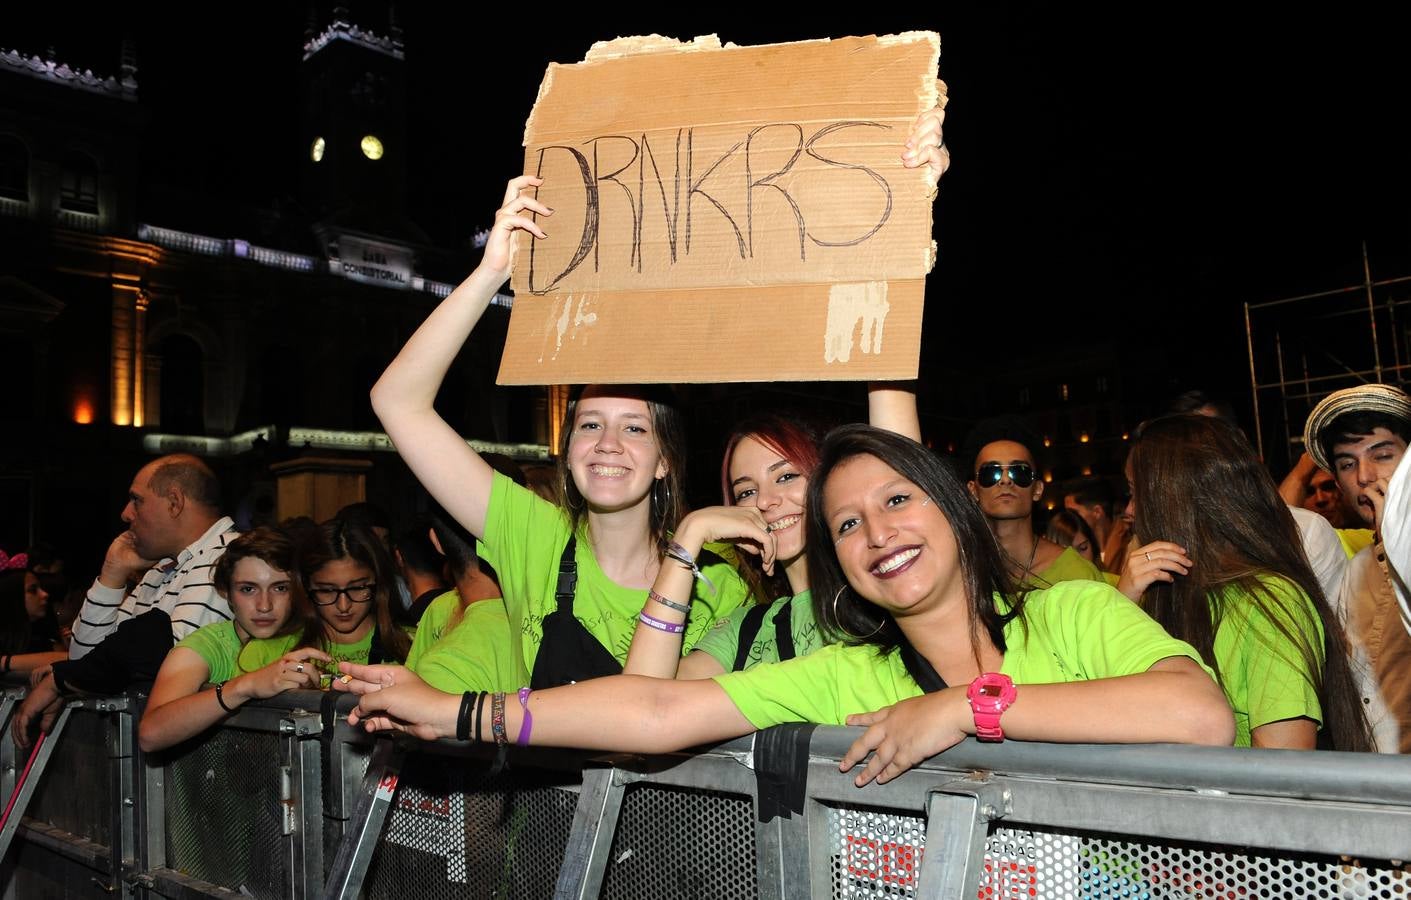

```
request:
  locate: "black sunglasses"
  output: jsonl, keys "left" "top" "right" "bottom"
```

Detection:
{"left": 974, "top": 462, "right": 1036, "bottom": 489}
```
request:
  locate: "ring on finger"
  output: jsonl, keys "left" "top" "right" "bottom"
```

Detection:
{"left": 295, "top": 663, "right": 305, "bottom": 674}
{"left": 1145, "top": 552, "right": 1152, "bottom": 562}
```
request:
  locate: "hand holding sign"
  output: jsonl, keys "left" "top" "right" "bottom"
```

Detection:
{"left": 483, "top": 176, "right": 552, "bottom": 281}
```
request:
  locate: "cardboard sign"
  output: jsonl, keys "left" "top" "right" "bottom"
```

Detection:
{"left": 498, "top": 33, "right": 940, "bottom": 385}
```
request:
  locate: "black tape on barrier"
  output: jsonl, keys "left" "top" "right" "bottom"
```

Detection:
{"left": 753, "top": 723, "right": 816, "bottom": 823}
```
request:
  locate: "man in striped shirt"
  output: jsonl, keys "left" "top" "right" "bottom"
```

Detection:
{"left": 14, "top": 455, "right": 239, "bottom": 746}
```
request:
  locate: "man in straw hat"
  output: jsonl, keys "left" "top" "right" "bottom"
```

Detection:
{"left": 1305, "top": 383, "right": 1411, "bottom": 752}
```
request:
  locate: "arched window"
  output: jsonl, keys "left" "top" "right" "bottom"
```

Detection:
{"left": 158, "top": 334, "right": 204, "bottom": 433}
{"left": 0, "top": 137, "right": 28, "bottom": 201}
{"left": 59, "top": 151, "right": 99, "bottom": 213}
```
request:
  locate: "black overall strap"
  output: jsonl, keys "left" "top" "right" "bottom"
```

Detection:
{"left": 897, "top": 638, "right": 948, "bottom": 694}
{"left": 732, "top": 603, "right": 773, "bottom": 672}
{"left": 772, "top": 600, "right": 797, "bottom": 662}
{"left": 555, "top": 535, "right": 578, "bottom": 611}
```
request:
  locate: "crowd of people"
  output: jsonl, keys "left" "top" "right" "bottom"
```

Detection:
{"left": 5, "top": 101, "right": 1411, "bottom": 792}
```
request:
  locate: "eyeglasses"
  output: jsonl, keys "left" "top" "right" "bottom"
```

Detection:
{"left": 974, "top": 463, "right": 1036, "bottom": 489}
{"left": 309, "top": 583, "right": 376, "bottom": 605}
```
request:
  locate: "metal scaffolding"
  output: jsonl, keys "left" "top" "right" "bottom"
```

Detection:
{"left": 1244, "top": 244, "right": 1411, "bottom": 471}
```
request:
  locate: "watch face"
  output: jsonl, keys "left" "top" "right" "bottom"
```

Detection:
{"left": 311, "top": 137, "right": 325, "bottom": 162}
{"left": 980, "top": 684, "right": 1003, "bottom": 698}
{"left": 360, "top": 135, "right": 384, "bottom": 160}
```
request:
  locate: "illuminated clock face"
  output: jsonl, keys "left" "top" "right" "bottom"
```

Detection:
{"left": 311, "top": 137, "right": 325, "bottom": 162}
{"left": 360, "top": 135, "right": 384, "bottom": 160}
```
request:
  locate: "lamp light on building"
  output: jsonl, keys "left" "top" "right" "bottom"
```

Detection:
{"left": 311, "top": 136, "right": 325, "bottom": 162}
{"left": 360, "top": 135, "right": 384, "bottom": 160}
{"left": 73, "top": 393, "right": 95, "bottom": 425}
{"left": 1079, "top": 432, "right": 1090, "bottom": 444}
{"left": 1043, "top": 471, "right": 1053, "bottom": 483}
{"left": 1042, "top": 435, "right": 1052, "bottom": 448}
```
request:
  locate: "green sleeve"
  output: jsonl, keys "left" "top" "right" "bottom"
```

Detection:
{"left": 1032, "top": 547, "right": 1106, "bottom": 588}
{"left": 1214, "top": 579, "right": 1324, "bottom": 738}
{"left": 1007, "top": 581, "right": 1214, "bottom": 684}
{"left": 404, "top": 592, "right": 462, "bottom": 671}
{"left": 174, "top": 622, "right": 236, "bottom": 682}
{"left": 417, "top": 600, "right": 519, "bottom": 693}
{"left": 712, "top": 642, "right": 920, "bottom": 730}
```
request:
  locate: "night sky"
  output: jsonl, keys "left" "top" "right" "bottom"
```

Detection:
{"left": 9, "top": 6, "right": 1411, "bottom": 401}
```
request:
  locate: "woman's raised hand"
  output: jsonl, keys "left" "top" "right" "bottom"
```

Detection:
{"left": 675, "top": 506, "right": 778, "bottom": 575}
{"left": 480, "top": 175, "right": 553, "bottom": 279}
{"left": 1116, "top": 541, "right": 1193, "bottom": 601}
{"left": 902, "top": 79, "right": 950, "bottom": 179}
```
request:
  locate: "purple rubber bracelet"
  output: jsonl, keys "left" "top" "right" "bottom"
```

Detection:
{"left": 515, "top": 687, "right": 533, "bottom": 747}
{"left": 638, "top": 610, "right": 686, "bottom": 634}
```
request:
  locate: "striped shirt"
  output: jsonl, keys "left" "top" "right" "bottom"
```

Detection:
{"left": 69, "top": 517, "right": 240, "bottom": 659}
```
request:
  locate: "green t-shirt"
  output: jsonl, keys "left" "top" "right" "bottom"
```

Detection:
{"left": 414, "top": 598, "right": 519, "bottom": 693}
{"left": 1024, "top": 546, "right": 1105, "bottom": 589}
{"left": 713, "top": 580, "right": 1210, "bottom": 730}
{"left": 404, "top": 590, "right": 462, "bottom": 671}
{"left": 1210, "top": 577, "right": 1325, "bottom": 747}
{"left": 175, "top": 622, "right": 301, "bottom": 682}
{"left": 692, "top": 591, "right": 821, "bottom": 671}
{"left": 478, "top": 473, "right": 752, "bottom": 684}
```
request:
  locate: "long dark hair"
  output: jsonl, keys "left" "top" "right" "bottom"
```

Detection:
{"left": 1129, "top": 414, "right": 1373, "bottom": 752}
{"left": 805, "top": 425, "right": 1018, "bottom": 666}
{"left": 0, "top": 570, "right": 59, "bottom": 655}
{"left": 298, "top": 519, "right": 410, "bottom": 663}
{"left": 556, "top": 385, "right": 688, "bottom": 553}
{"left": 721, "top": 410, "right": 831, "bottom": 601}
{"left": 213, "top": 528, "right": 307, "bottom": 671}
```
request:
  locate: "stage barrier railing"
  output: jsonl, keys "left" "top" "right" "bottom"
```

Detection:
{"left": 0, "top": 683, "right": 1408, "bottom": 899}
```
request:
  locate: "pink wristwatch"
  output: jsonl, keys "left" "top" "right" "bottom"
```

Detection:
{"left": 967, "top": 673, "right": 1017, "bottom": 742}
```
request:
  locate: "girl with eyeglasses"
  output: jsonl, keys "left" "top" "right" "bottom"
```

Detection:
{"left": 1118, "top": 415, "right": 1373, "bottom": 751}
{"left": 336, "top": 426, "right": 1234, "bottom": 784}
{"left": 300, "top": 518, "right": 410, "bottom": 669}
{"left": 623, "top": 390, "right": 920, "bottom": 680}
{"left": 139, "top": 528, "right": 326, "bottom": 751}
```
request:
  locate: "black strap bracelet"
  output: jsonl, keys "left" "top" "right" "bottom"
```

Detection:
{"left": 456, "top": 691, "right": 477, "bottom": 742}
{"left": 1, "top": 655, "right": 10, "bottom": 675}
{"left": 474, "top": 691, "right": 486, "bottom": 744}
{"left": 214, "top": 682, "right": 236, "bottom": 713}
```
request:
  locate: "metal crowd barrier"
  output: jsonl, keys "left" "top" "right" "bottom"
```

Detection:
{"left": 0, "top": 681, "right": 1407, "bottom": 899}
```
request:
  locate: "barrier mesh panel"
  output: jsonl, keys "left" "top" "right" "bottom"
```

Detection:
{"left": 979, "top": 822, "right": 1411, "bottom": 899}
{"left": 26, "top": 708, "right": 112, "bottom": 848}
{"left": 164, "top": 728, "right": 288, "bottom": 897}
{"left": 600, "top": 783, "right": 757, "bottom": 900}
{"left": 364, "top": 753, "right": 579, "bottom": 899}
{"left": 825, "top": 804, "right": 927, "bottom": 898}
{"left": 823, "top": 804, "right": 1411, "bottom": 899}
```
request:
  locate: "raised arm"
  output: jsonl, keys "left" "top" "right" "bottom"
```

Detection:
{"left": 369, "top": 175, "right": 551, "bottom": 538}
{"left": 138, "top": 646, "right": 327, "bottom": 752}
{"left": 622, "top": 507, "right": 774, "bottom": 679}
{"left": 867, "top": 383, "right": 922, "bottom": 442}
{"left": 1277, "top": 452, "right": 1321, "bottom": 509}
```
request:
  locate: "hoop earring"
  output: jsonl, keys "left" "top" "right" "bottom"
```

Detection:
{"left": 831, "top": 585, "right": 885, "bottom": 640}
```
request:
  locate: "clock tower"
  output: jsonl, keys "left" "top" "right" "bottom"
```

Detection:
{"left": 298, "top": 5, "right": 413, "bottom": 237}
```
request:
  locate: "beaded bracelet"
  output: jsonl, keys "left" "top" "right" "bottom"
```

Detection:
{"left": 638, "top": 610, "right": 687, "bottom": 634}
{"left": 490, "top": 692, "right": 508, "bottom": 746}
{"left": 515, "top": 687, "right": 534, "bottom": 747}
{"left": 664, "top": 541, "right": 717, "bottom": 595}
{"left": 214, "top": 682, "right": 236, "bottom": 713}
{"left": 647, "top": 588, "right": 691, "bottom": 614}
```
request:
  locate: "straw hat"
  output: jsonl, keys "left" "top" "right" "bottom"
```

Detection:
{"left": 1303, "top": 384, "right": 1411, "bottom": 471}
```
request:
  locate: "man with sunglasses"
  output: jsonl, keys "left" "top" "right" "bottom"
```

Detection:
{"left": 962, "top": 418, "right": 1105, "bottom": 589}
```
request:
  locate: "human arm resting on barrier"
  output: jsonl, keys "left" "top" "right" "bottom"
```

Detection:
{"left": 138, "top": 646, "right": 329, "bottom": 752}
{"left": 2, "top": 651, "right": 66, "bottom": 678}
{"left": 369, "top": 175, "right": 551, "bottom": 541}
{"left": 338, "top": 663, "right": 756, "bottom": 753}
{"left": 840, "top": 656, "right": 1235, "bottom": 786}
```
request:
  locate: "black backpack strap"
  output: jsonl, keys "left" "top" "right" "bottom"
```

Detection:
{"left": 554, "top": 535, "right": 578, "bottom": 613}
{"left": 898, "top": 638, "right": 948, "bottom": 694}
{"left": 732, "top": 603, "right": 773, "bottom": 672}
{"left": 772, "top": 600, "right": 797, "bottom": 662}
